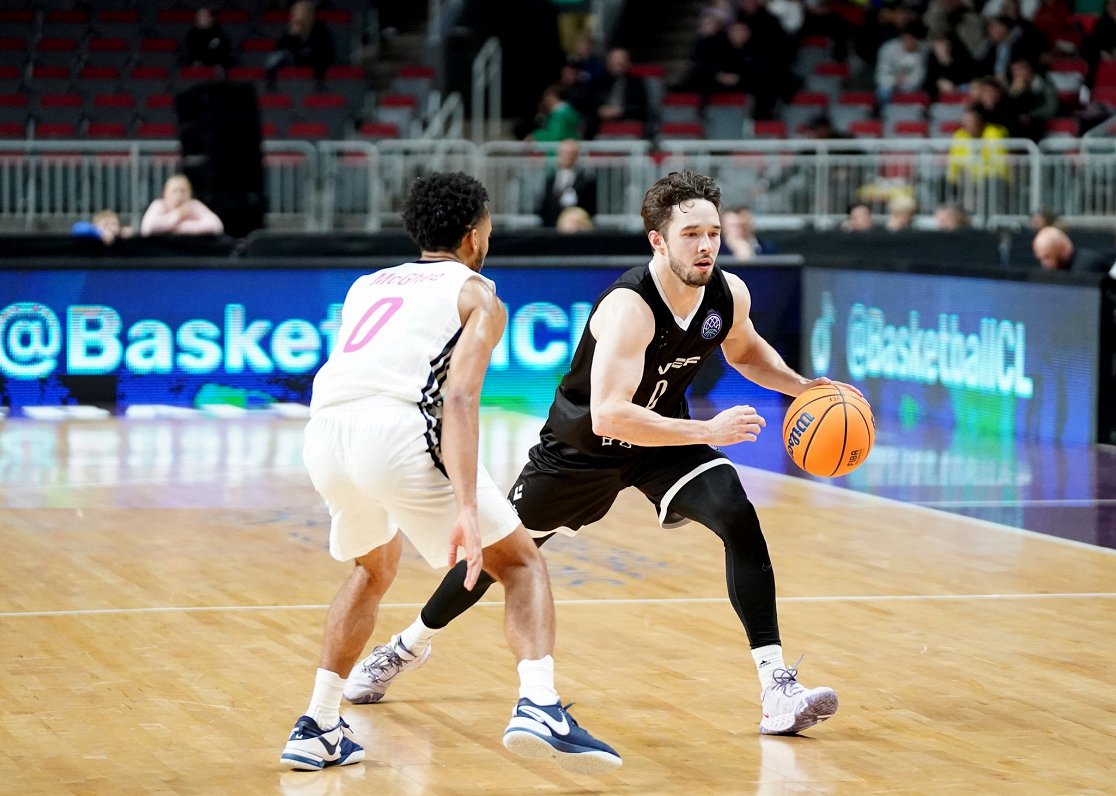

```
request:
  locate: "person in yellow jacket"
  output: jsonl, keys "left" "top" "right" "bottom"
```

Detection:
{"left": 947, "top": 106, "right": 1010, "bottom": 183}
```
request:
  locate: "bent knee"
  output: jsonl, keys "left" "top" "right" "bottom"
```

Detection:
{"left": 483, "top": 527, "right": 547, "bottom": 583}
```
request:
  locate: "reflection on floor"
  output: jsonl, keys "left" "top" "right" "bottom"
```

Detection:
{"left": 702, "top": 394, "right": 1116, "bottom": 551}
{"left": 1, "top": 399, "right": 1112, "bottom": 550}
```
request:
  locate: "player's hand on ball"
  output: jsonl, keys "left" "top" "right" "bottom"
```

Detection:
{"left": 707, "top": 405, "right": 766, "bottom": 445}
{"left": 802, "top": 377, "right": 866, "bottom": 401}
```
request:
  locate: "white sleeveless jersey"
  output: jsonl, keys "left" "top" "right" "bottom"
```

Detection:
{"left": 310, "top": 259, "right": 493, "bottom": 413}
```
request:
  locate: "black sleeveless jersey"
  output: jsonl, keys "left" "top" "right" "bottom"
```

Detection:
{"left": 541, "top": 263, "right": 736, "bottom": 457}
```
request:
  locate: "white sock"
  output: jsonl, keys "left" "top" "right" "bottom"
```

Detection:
{"left": 306, "top": 668, "right": 345, "bottom": 729}
{"left": 397, "top": 615, "right": 440, "bottom": 657}
{"left": 752, "top": 644, "right": 786, "bottom": 692}
{"left": 517, "top": 655, "right": 559, "bottom": 705}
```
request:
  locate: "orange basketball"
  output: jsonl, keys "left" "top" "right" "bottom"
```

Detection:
{"left": 782, "top": 384, "right": 874, "bottom": 477}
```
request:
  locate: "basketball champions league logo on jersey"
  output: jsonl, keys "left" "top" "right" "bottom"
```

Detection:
{"left": 701, "top": 311, "right": 723, "bottom": 340}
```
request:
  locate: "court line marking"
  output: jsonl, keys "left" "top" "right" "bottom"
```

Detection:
{"left": 3, "top": 592, "right": 1115, "bottom": 618}
{"left": 734, "top": 464, "right": 1116, "bottom": 558}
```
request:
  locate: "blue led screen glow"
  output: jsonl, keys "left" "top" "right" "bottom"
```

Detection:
{"left": 801, "top": 268, "right": 1100, "bottom": 443}
{"left": 0, "top": 265, "right": 799, "bottom": 418}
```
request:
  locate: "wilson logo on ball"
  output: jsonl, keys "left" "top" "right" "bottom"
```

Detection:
{"left": 785, "top": 412, "right": 815, "bottom": 454}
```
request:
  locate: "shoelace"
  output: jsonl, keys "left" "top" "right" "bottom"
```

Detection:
{"left": 768, "top": 655, "right": 806, "bottom": 696}
{"left": 360, "top": 645, "right": 404, "bottom": 678}
{"left": 561, "top": 702, "right": 580, "bottom": 728}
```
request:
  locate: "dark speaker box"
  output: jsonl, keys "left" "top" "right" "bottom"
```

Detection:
{"left": 175, "top": 81, "right": 266, "bottom": 237}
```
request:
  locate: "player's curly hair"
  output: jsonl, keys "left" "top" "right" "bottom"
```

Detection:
{"left": 640, "top": 170, "right": 722, "bottom": 235}
{"left": 402, "top": 171, "right": 490, "bottom": 252}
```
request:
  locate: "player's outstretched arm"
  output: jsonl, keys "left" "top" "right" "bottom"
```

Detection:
{"left": 589, "top": 289, "right": 765, "bottom": 447}
{"left": 440, "top": 278, "right": 505, "bottom": 590}
{"left": 720, "top": 272, "right": 814, "bottom": 396}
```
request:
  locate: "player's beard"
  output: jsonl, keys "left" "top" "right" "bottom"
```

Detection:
{"left": 666, "top": 244, "right": 714, "bottom": 287}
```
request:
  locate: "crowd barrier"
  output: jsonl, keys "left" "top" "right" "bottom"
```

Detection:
{"left": 2, "top": 137, "right": 1115, "bottom": 234}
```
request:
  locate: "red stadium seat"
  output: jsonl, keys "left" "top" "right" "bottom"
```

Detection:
{"left": 659, "top": 121, "right": 705, "bottom": 139}
{"left": 87, "top": 122, "right": 127, "bottom": 139}
{"left": 287, "top": 122, "right": 330, "bottom": 139}
{"left": 228, "top": 67, "right": 266, "bottom": 82}
{"left": 849, "top": 119, "right": 883, "bottom": 138}
{"left": 1095, "top": 61, "right": 1116, "bottom": 88}
{"left": 597, "top": 120, "right": 645, "bottom": 139}
{"left": 136, "top": 122, "right": 177, "bottom": 139}
{"left": 1044, "top": 118, "right": 1078, "bottom": 136}
{"left": 0, "top": 121, "right": 24, "bottom": 138}
{"left": 753, "top": 120, "right": 787, "bottom": 138}
{"left": 893, "top": 120, "right": 929, "bottom": 137}
{"left": 34, "top": 122, "right": 77, "bottom": 139}
{"left": 357, "top": 121, "right": 400, "bottom": 140}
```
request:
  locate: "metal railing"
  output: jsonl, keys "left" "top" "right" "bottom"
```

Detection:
{"left": 2, "top": 137, "right": 1114, "bottom": 233}
{"left": 471, "top": 37, "right": 502, "bottom": 143}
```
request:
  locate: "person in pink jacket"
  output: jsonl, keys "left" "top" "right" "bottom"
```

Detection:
{"left": 140, "top": 175, "right": 224, "bottom": 236}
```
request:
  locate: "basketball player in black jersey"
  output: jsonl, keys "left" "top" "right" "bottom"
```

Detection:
{"left": 345, "top": 170, "right": 864, "bottom": 737}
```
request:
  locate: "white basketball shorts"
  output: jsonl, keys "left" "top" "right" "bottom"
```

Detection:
{"left": 303, "top": 397, "right": 521, "bottom": 566}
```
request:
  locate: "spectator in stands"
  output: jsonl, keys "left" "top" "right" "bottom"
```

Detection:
{"left": 701, "top": 20, "right": 767, "bottom": 104}
{"left": 924, "top": 0, "right": 984, "bottom": 59}
{"left": 1030, "top": 205, "right": 1060, "bottom": 230}
{"left": 947, "top": 106, "right": 1010, "bottom": 185}
{"left": 1006, "top": 57, "right": 1058, "bottom": 139}
{"left": 721, "top": 207, "right": 774, "bottom": 259}
{"left": 72, "top": 210, "right": 134, "bottom": 245}
{"left": 800, "top": 0, "right": 854, "bottom": 61}
{"left": 924, "top": 33, "right": 977, "bottom": 99}
{"left": 1031, "top": 0, "right": 1074, "bottom": 54}
{"left": 767, "top": 0, "right": 805, "bottom": 38}
{"left": 875, "top": 22, "right": 929, "bottom": 103}
{"left": 678, "top": 8, "right": 732, "bottom": 96}
{"left": 588, "top": 47, "right": 649, "bottom": 138}
{"left": 557, "top": 62, "right": 597, "bottom": 120}
{"left": 970, "top": 76, "right": 1016, "bottom": 130}
{"left": 182, "top": 6, "right": 234, "bottom": 69}
{"left": 934, "top": 201, "right": 971, "bottom": 230}
{"left": 843, "top": 202, "right": 875, "bottom": 231}
{"left": 974, "top": 16, "right": 1038, "bottom": 83}
{"left": 141, "top": 175, "right": 224, "bottom": 237}
{"left": 1032, "top": 225, "right": 1115, "bottom": 272}
{"left": 266, "top": 0, "right": 336, "bottom": 85}
{"left": 800, "top": 113, "right": 850, "bottom": 139}
{"left": 886, "top": 194, "right": 918, "bottom": 231}
{"left": 555, "top": 205, "right": 594, "bottom": 233}
{"left": 1084, "top": 0, "right": 1116, "bottom": 86}
{"left": 536, "top": 138, "right": 597, "bottom": 226}
{"left": 982, "top": 0, "right": 1039, "bottom": 22}
{"left": 566, "top": 31, "right": 607, "bottom": 88}
{"left": 552, "top": 0, "right": 592, "bottom": 56}
{"left": 525, "top": 85, "right": 583, "bottom": 142}
{"left": 857, "top": 5, "right": 919, "bottom": 69}
{"left": 736, "top": 0, "right": 797, "bottom": 112}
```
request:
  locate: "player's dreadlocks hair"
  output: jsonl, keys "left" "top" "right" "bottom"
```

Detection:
{"left": 640, "top": 170, "right": 722, "bottom": 235}
{"left": 402, "top": 171, "right": 490, "bottom": 252}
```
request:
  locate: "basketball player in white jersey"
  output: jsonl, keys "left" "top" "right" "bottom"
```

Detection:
{"left": 280, "top": 172, "right": 620, "bottom": 775}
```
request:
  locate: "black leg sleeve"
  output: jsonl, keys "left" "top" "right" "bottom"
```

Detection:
{"left": 667, "top": 465, "right": 781, "bottom": 648}
{"left": 419, "top": 533, "right": 554, "bottom": 629}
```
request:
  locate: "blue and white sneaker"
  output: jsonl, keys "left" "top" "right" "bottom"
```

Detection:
{"left": 503, "top": 698, "right": 622, "bottom": 775}
{"left": 280, "top": 715, "right": 365, "bottom": 771}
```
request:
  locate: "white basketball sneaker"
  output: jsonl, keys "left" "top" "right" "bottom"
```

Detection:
{"left": 343, "top": 635, "right": 431, "bottom": 704}
{"left": 758, "top": 659, "right": 838, "bottom": 735}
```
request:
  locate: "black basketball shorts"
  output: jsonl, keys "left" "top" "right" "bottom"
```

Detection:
{"left": 507, "top": 432, "right": 735, "bottom": 537}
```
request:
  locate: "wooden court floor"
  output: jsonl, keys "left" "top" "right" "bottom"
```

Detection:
{"left": 1, "top": 411, "right": 1114, "bottom": 795}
